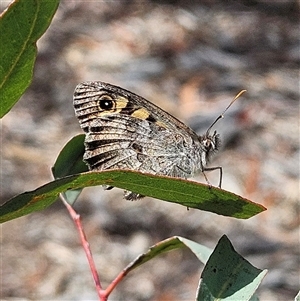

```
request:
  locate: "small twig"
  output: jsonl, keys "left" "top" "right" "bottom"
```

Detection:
{"left": 105, "top": 269, "right": 128, "bottom": 296}
{"left": 60, "top": 194, "right": 106, "bottom": 301}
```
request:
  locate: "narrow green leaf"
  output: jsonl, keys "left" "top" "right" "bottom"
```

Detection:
{"left": 0, "top": 170, "right": 266, "bottom": 223}
{"left": 295, "top": 290, "right": 300, "bottom": 301}
{"left": 196, "top": 235, "right": 267, "bottom": 301}
{"left": 122, "top": 236, "right": 212, "bottom": 275}
{"left": 0, "top": 0, "right": 59, "bottom": 118}
{"left": 52, "top": 134, "right": 88, "bottom": 204}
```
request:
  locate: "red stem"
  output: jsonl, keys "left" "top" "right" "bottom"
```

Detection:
{"left": 104, "top": 269, "right": 127, "bottom": 296}
{"left": 61, "top": 195, "right": 105, "bottom": 300}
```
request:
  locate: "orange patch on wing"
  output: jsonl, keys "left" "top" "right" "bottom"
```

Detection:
{"left": 131, "top": 108, "right": 150, "bottom": 120}
{"left": 115, "top": 96, "right": 129, "bottom": 110}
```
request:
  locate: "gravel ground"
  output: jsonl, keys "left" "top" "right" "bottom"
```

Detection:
{"left": 1, "top": 1, "right": 299, "bottom": 300}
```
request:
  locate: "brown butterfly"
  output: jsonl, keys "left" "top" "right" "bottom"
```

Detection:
{"left": 73, "top": 81, "right": 243, "bottom": 200}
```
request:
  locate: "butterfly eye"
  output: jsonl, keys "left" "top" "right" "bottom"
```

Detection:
{"left": 203, "top": 138, "right": 218, "bottom": 154}
{"left": 98, "top": 95, "right": 115, "bottom": 110}
{"left": 203, "top": 139, "right": 212, "bottom": 150}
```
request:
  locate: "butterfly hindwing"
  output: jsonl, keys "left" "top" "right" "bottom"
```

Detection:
{"left": 84, "top": 114, "right": 194, "bottom": 177}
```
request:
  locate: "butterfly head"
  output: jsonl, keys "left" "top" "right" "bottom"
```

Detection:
{"left": 199, "top": 130, "right": 221, "bottom": 165}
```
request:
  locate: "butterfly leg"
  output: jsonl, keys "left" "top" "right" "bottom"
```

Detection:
{"left": 202, "top": 166, "right": 223, "bottom": 188}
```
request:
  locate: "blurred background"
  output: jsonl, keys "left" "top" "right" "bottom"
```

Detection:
{"left": 1, "top": 0, "right": 299, "bottom": 300}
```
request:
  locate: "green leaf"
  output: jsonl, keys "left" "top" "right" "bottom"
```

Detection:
{"left": 105, "top": 236, "right": 264, "bottom": 300}
{"left": 122, "top": 236, "right": 212, "bottom": 275}
{"left": 52, "top": 135, "right": 88, "bottom": 178}
{"left": 51, "top": 134, "right": 88, "bottom": 204}
{"left": 196, "top": 235, "right": 267, "bottom": 301}
{"left": 0, "top": 170, "right": 266, "bottom": 223}
{"left": 0, "top": 0, "right": 59, "bottom": 118}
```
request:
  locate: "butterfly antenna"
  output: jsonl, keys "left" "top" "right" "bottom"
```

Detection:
{"left": 205, "top": 90, "right": 246, "bottom": 136}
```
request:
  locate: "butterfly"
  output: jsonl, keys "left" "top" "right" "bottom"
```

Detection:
{"left": 73, "top": 81, "right": 242, "bottom": 200}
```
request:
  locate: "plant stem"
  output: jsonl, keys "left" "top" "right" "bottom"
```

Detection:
{"left": 60, "top": 194, "right": 105, "bottom": 300}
